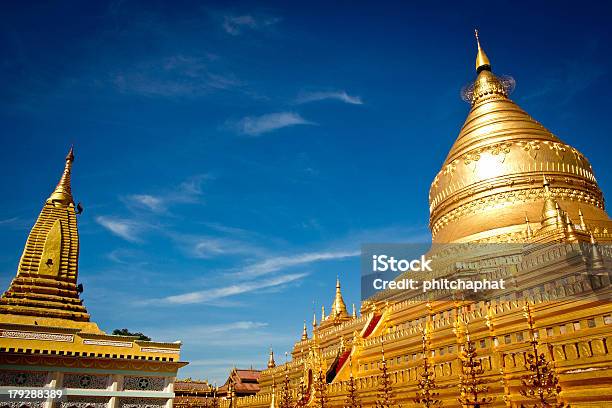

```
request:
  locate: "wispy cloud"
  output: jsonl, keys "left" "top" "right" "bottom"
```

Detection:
{"left": 0, "top": 217, "right": 29, "bottom": 230}
{"left": 130, "top": 194, "right": 165, "bottom": 213}
{"left": 111, "top": 55, "right": 241, "bottom": 98}
{"left": 95, "top": 216, "right": 147, "bottom": 243}
{"left": 229, "top": 112, "right": 315, "bottom": 136}
{"left": 232, "top": 250, "right": 359, "bottom": 279}
{"left": 123, "top": 174, "right": 210, "bottom": 214}
{"left": 296, "top": 90, "right": 363, "bottom": 105}
{"left": 174, "top": 234, "right": 266, "bottom": 259}
{"left": 157, "top": 272, "right": 307, "bottom": 305}
{"left": 222, "top": 14, "right": 281, "bottom": 36}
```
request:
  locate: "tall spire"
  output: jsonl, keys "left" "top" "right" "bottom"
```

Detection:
{"left": 268, "top": 348, "right": 276, "bottom": 368}
{"left": 0, "top": 148, "right": 95, "bottom": 326}
{"left": 47, "top": 146, "right": 75, "bottom": 207}
{"left": 330, "top": 275, "right": 348, "bottom": 318}
{"left": 474, "top": 29, "right": 491, "bottom": 73}
{"left": 301, "top": 320, "right": 308, "bottom": 341}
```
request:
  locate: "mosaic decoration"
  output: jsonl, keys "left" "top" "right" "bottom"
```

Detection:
{"left": 139, "top": 348, "right": 176, "bottom": 354}
{"left": 83, "top": 339, "right": 132, "bottom": 348}
{"left": 63, "top": 373, "right": 109, "bottom": 389}
{"left": 0, "top": 371, "right": 47, "bottom": 387}
{"left": 123, "top": 377, "right": 165, "bottom": 391}
{"left": 0, "top": 330, "right": 73, "bottom": 342}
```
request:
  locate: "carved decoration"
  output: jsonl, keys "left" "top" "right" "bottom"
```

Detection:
{"left": 63, "top": 373, "right": 109, "bottom": 389}
{"left": 0, "top": 371, "right": 47, "bottom": 387}
{"left": 124, "top": 376, "right": 165, "bottom": 391}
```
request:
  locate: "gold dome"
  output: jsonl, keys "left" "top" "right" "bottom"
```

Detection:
{"left": 429, "top": 33, "right": 612, "bottom": 243}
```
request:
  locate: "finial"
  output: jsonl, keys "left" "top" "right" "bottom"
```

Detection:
{"left": 321, "top": 305, "right": 326, "bottom": 321}
{"left": 474, "top": 29, "right": 491, "bottom": 73}
{"left": 268, "top": 348, "right": 276, "bottom": 368}
{"left": 331, "top": 274, "right": 349, "bottom": 317}
{"left": 352, "top": 303, "right": 357, "bottom": 318}
{"left": 302, "top": 320, "right": 308, "bottom": 341}
{"left": 47, "top": 147, "right": 76, "bottom": 207}
{"left": 578, "top": 208, "right": 587, "bottom": 230}
{"left": 312, "top": 310, "right": 317, "bottom": 328}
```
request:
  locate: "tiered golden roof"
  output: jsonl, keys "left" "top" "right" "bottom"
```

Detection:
{"left": 429, "top": 33, "right": 612, "bottom": 243}
{"left": 0, "top": 148, "right": 99, "bottom": 332}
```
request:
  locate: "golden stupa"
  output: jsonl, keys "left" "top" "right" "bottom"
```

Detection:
{"left": 430, "top": 30, "right": 611, "bottom": 244}
{"left": 215, "top": 32, "right": 612, "bottom": 408}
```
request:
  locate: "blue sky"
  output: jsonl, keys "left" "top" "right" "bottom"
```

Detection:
{"left": 1, "top": 1, "right": 612, "bottom": 383}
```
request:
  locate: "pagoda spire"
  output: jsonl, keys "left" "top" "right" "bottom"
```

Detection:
{"left": 330, "top": 275, "right": 348, "bottom": 318}
{"left": 474, "top": 29, "right": 491, "bottom": 73}
{"left": 302, "top": 320, "right": 308, "bottom": 341}
{"left": 47, "top": 146, "right": 75, "bottom": 207}
{"left": 268, "top": 348, "right": 276, "bottom": 368}
{"left": 0, "top": 148, "right": 95, "bottom": 326}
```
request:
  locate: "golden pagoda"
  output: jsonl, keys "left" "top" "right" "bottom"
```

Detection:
{"left": 0, "top": 149, "right": 187, "bottom": 407}
{"left": 219, "top": 32, "right": 612, "bottom": 408}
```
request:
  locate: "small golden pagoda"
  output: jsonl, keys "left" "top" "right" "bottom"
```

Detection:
{"left": 0, "top": 149, "right": 187, "bottom": 408}
{"left": 221, "top": 32, "right": 612, "bottom": 408}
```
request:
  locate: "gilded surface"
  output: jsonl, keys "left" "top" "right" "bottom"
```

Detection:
{"left": 225, "top": 34, "right": 612, "bottom": 408}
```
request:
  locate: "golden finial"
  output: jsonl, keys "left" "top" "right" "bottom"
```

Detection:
{"left": 330, "top": 275, "right": 348, "bottom": 317}
{"left": 578, "top": 208, "right": 587, "bottom": 230}
{"left": 352, "top": 303, "right": 357, "bottom": 318}
{"left": 268, "top": 348, "right": 276, "bottom": 368}
{"left": 302, "top": 320, "right": 308, "bottom": 341}
{"left": 474, "top": 29, "right": 491, "bottom": 73}
{"left": 321, "top": 305, "right": 326, "bottom": 321}
{"left": 47, "top": 146, "right": 75, "bottom": 207}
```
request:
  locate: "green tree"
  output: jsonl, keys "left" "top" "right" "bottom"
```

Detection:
{"left": 112, "top": 328, "right": 151, "bottom": 341}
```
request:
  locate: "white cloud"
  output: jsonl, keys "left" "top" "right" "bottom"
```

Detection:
{"left": 130, "top": 194, "right": 166, "bottom": 213}
{"left": 123, "top": 174, "right": 210, "bottom": 214}
{"left": 233, "top": 250, "right": 359, "bottom": 279}
{"left": 159, "top": 272, "right": 307, "bottom": 305}
{"left": 231, "top": 112, "right": 315, "bottom": 136}
{"left": 296, "top": 90, "right": 363, "bottom": 105}
{"left": 222, "top": 14, "right": 280, "bottom": 36}
{"left": 95, "top": 216, "right": 145, "bottom": 243}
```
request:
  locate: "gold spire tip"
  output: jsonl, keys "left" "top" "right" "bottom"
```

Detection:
{"left": 47, "top": 146, "right": 76, "bottom": 207}
{"left": 474, "top": 28, "right": 491, "bottom": 72}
